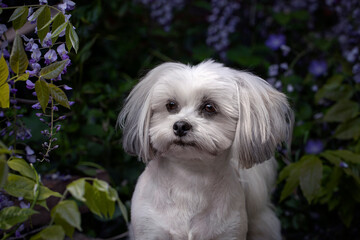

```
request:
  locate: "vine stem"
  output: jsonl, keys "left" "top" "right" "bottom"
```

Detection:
{"left": 40, "top": 96, "right": 54, "bottom": 162}
{"left": 30, "top": 163, "right": 40, "bottom": 209}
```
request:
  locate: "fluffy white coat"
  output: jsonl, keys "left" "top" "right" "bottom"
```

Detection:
{"left": 118, "top": 60, "right": 293, "bottom": 240}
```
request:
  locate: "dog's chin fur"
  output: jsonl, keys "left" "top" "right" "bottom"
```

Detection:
{"left": 118, "top": 60, "right": 294, "bottom": 240}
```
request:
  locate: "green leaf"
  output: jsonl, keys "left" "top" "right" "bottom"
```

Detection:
{"left": 8, "top": 6, "right": 27, "bottom": 22}
{"left": 117, "top": 197, "right": 129, "bottom": 224}
{"left": 15, "top": 73, "right": 30, "bottom": 82}
{"left": 0, "top": 158, "right": 8, "bottom": 188}
{"left": 339, "top": 200, "right": 355, "bottom": 227}
{"left": 10, "top": 34, "right": 28, "bottom": 75}
{"left": 12, "top": 7, "right": 28, "bottom": 30}
{"left": 52, "top": 22, "right": 68, "bottom": 39}
{"left": 4, "top": 174, "right": 62, "bottom": 200}
{"left": 299, "top": 155, "right": 323, "bottom": 203}
{"left": 65, "top": 24, "right": 72, "bottom": 52}
{"left": 51, "top": 13, "right": 66, "bottom": 42}
{"left": 278, "top": 161, "right": 301, "bottom": 183}
{"left": 323, "top": 100, "right": 359, "bottom": 122}
{"left": 321, "top": 151, "right": 342, "bottom": 166}
{"left": 37, "top": 6, "right": 51, "bottom": 43}
{"left": 0, "top": 54, "right": 9, "bottom": 108}
{"left": 66, "top": 178, "right": 86, "bottom": 202}
{"left": 30, "top": 225, "right": 65, "bottom": 240}
{"left": 0, "top": 206, "right": 38, "bottom": 230}
{"left": 35, "top": 79, "right": 50, "bottom": 112}
{"left": 280, "top": 169, "right": 300, "bottom": 202}
{"left": 28, "top": 6, "right": 46, "bottom": 22}
{"left": 38, "top": 12, "right": 61, "bottom": 33}
{"left": 93, "top": 179, "right": 119, "bottom": 201}
{"left": 321, "top": 167, "right": 342, "bottom": 203}
{"left": 330, "top": 150, "right": 360, "bottom": 164}
{"left": 48, "top": 84, "right": 70, "bottom": 108}
{"left": 51, "top": 200, "right": 82, "bottom": 232}
{"left": 334, "top": 118, "right": 360, "bottom": 140}
{"left": 52, "top": 214, "right": 74, "bottom": 237}
{"left": 84, "top": 182, "right": 115, "bottom": 219}
{"left": 40, "top": 59, "right": 69, "bottom": 79}
{"left": 7, "top": 158, "right": 36, "bottom": 180}
{"left": 0, "top": 54, "right": 9, "bottom": 84}
{"left": 68, "top": 23, "right": 79, "bottom": 53}
{"left": 315, "top": 84, "right": 354, "bottom": 103}
{"left": 0, "top": 83, "right": 9, "bottom": 108}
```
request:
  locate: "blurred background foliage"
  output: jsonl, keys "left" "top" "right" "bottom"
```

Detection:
{"left": 1, "top": 0, "right": 360, "bottom": 239}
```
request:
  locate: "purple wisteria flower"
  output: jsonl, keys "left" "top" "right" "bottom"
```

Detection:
{"left": 57, "top": 44, "right": 69, "bottom": 60}
{"left": 0, "top": 24, "right": 7, "bottom": 36}
{"left": 32, "top": 102, "right": 41, "bottom": 110}
{"left": 63, "top": 85, "right": 72, "bottom": 90}
{"left": 268, "top": 64, "right": 279, "bottom": 77}
{"left": 308, "top": 60, "right": 327, "bottom": 77}
{"left": 41, "top": 33, "right": 52, "bottom": 48}
{"left": 339, "top": 161, "right": 349, "bottom": 168}
{"left": 265, "top": 34, "right": 286, "bottom": 50}
{"left": 206, "top": 0, "right": 240, "bottom": 59}
{"left": 0, "top": 192, "right": 13, "bottom": 209}
{"left": 138, "top": 0, "right": 184, "bottom": 32}
{"left": 353, "top": 63, "right": 360, "bottom": 83}
{"left": 30, "top": 49, "right": 41, "bottom": 63}
{"left": 24, "top": 38, "right": 37, "bottom": 51}
{"left": 26, "top": 63, "right": 41, "bottom": 77}
{"left": 0, "top": 0, "right": 7, "bottom": 8}
{"left": 305, "top": 139, "right": 324, "bottom": 154}
{"left": 39, "top": 0, "right": 48, "bottom": 5}
{"left": 26, "top": 80, "right": 35, "bottom": 90}
{"left": 44, "top": 49, "right": 57, "bottom": 65}
{"left": 58, "top": 0, "right": 76, "bottom": 13}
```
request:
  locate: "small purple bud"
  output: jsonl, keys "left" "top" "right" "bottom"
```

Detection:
{"left": 0, "top": 111, "right": 4, "bottom": 117}
{"left": 59, "top": 115, "right": 66, "bottom": 120}
{"left": 63, "top": 85, "right": 72, "bottom": 90}
{"left": 32, "top": 103, "right": 41, "bottom": 109}
{"left": 26, "top": 80, "right": 35, "bottom": 90}
{"left": 69, "top": 101, "right": 75, "bottom": 106}
{"left": 339, "top": 162, "right": 349, "bottom": 168}
{"left": 36, "top": 113, "right": 43, "bottom": 117}
{"left": 10, "top": 88, "right": 18, "bottom": 94}
{"left": 25, "top": 146, "right": 35, "bottom": 155}
{"left": 55, "top": 124, "right": 62, "bottom": 132}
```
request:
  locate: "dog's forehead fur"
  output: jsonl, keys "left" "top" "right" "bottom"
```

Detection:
{"left": 150, "top": 62, "right": 237, "bottom": 110}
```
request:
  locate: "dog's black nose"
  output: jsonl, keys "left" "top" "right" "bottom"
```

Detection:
{"left": 173, "top": 121, "right": 192, "bottom": 137}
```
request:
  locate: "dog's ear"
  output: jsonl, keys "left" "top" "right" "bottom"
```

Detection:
{"left": 117, "top": 62, "right": 184, "bottom": 162}
{"left": 230, "top": 71, "right": 294, "bottom": 169}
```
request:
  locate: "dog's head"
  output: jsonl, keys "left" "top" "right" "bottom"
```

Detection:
{"left": 118, "top": 60, "right": 293, "bottom": 168}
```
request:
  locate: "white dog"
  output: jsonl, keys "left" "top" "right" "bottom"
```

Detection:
{"left": 118, "top": 60, "right": 293, "bottom": 240}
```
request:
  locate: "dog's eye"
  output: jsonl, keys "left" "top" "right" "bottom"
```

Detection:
{"left": 166, "top": 101, "right": 178, "bottom": 112}
{"left": 203, "top": 103, "right": 217, "bottom": 114}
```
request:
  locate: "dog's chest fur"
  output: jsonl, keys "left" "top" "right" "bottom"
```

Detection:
{"left": 131, "top": 157, "right": 247, "bottom": 239}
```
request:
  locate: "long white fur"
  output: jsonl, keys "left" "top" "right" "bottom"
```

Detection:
{"left": 118, "top": 60, "right": 293, "bottom": 240}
